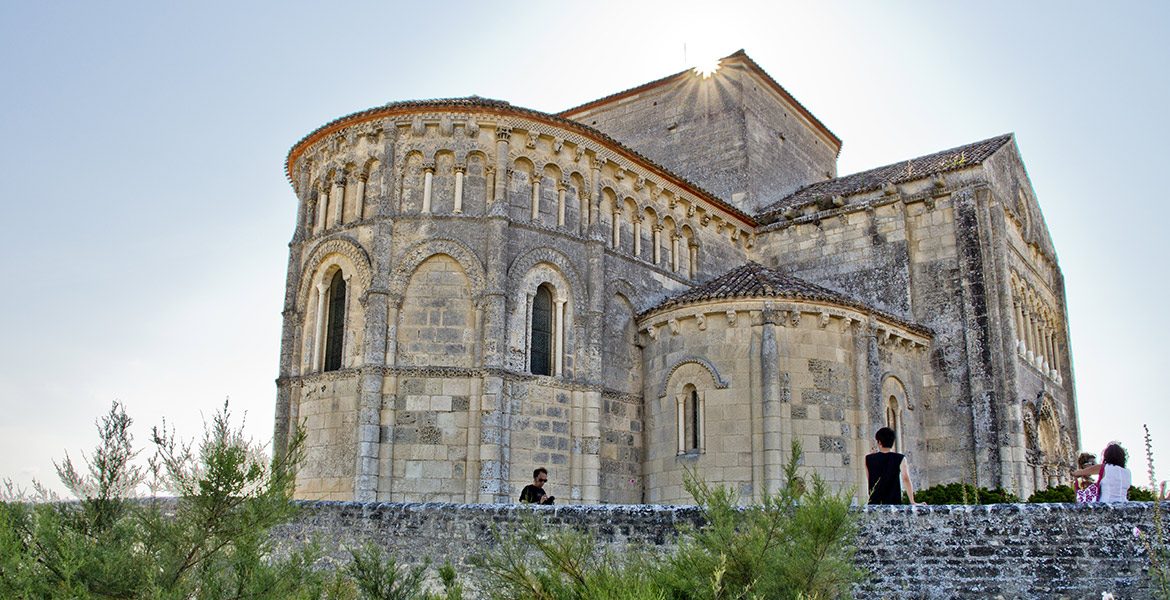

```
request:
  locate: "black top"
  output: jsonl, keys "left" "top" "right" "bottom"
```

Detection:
{"left": 866, "top": 451, "right": 904, "bottom": 505}
{"left": 519, "top": 484, "right": 552, "bottom": 504}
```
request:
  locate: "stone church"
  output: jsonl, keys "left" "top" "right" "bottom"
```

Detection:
{"left": 274, "top": 51, "right": 1077, "bottom": 505}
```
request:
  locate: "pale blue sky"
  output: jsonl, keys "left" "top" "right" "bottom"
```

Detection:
{"left": 1, "top": 1, "right": 1166, "bottom": 494}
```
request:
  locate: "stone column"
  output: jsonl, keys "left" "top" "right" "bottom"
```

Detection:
{"left": 316, "top": 182, "right": 329, "bottom": 233}
{"left": 421, "top": 161, "right": 434, "bottom": 214}
{"left": 1014, "top": 298, "right": 1026, "bottom": 356}
{"left": 554, "top": 296, "right": 566, "bottom": 376}
{"left": 531, "top": 172, "right": 541, "bottom": 221}
{"left": 557, "top": 182, "right": 566, "bottom": 227}
{"left": 313, "top": 282, "right": 328, "bottom": 372}
{"left": 653, "top": 225, "right": 662, "bottom": 265}
{"left": 760, "top": 308, "right": 781, "bottom": 494}
{"left": 586, "top": 159, "right": 602, "bottom": 236}
{"left": 355, "top": 286, "right": 389, "bottom": 501}
{"left": 331, "top": 176, "right": 345, "bottom": 226}
{"left": 676, "top": 395, "right": 686, "bottom": 455}
{"left": 1025, "top": 311, "right": 1036, "bottom": 364}
{"left": 354, "top": 174, "right": 367, "bottom": 222}
{"left": 453, "top": 164, "right": 465, "bottom": 214}
{"left": 492, "top": 128, "right": 511, "bottom": 214}
{"left": 689, "top": 244, "right": 698, "bottom": 279}
{"left": 671, "top": 234, "right": 680, "bottom": 272}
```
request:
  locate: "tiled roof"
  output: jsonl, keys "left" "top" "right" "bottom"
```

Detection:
{"left": 756, "top": 134, "right": 1014, "bottom": 223}
{"left": 640, "top": 262, "right": 931, "bottom": 336}
{"left": 284, "top": 96, "right": 755, "bottom": 226}
{"left": 557, "top": 50, "right": 841, "bottom": 152}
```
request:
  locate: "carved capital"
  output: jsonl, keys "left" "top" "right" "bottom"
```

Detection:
{"left": 496, "top": 126, "right": 512, "bottom": 142}
{"left": 422, "top": 161, "right": 436, "bottom": 173}
{"left": 454, "top": 163, "right": 467, "bottom": 174}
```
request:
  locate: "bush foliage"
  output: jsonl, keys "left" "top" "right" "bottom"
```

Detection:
{"left": 475, "top": 440, "right": 864, "bottom": 600}
{"left": 911, "top": 482, "right": 1019, "bottom": 505}
{"left": 2, "top": 405, "right": 863, "bottom": 600}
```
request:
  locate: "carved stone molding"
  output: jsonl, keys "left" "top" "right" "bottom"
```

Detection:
{"left": 389, "top": 237, "right": 486, "bottom": 301}
{"left": 507, "top": 246, "right": 586, "bottom": 315}
{"left": 296, "top": 236, "right": 373, "bottom": 310}
{"left": 658, "top": 356, "right": 730, "bottom": 398}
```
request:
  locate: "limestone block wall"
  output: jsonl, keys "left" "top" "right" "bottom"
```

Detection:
{"left": 638, "top": 298, "right": 929, "bottom": 505}
{"left": 560, "top": 54, "right": 839, "bottom": 214}
{"left": 270, "top": 501, "right": 1167, "bottom": 600}
{"left": 753, "top": 178, "right": 981, "bottom": 488}
{"left": 292, "top": 375, "right": 359, "bottom": 499}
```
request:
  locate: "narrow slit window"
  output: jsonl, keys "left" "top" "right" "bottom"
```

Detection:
{"left": 531, "top": 284, "right": 553, "bottom": 376}
{"left": 323, "top": 271, "right": 346, "bottom": 371}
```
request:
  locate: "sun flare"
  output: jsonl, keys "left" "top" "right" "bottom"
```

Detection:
{"left": 693, "top": 58, "right": 721, "bottom": 79}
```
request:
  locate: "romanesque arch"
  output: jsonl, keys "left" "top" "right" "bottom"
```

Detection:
{"left": 396, "top": 254, "right": 477, "bottom": 368}
{"left": 659, "top": 356, "right": 729, "bottom": 399}
{"left": 390, "top": 238, "right": 486, "bottom": 302}
{"left": 880, "top": 375, "right": 909, "bottom": 451}
{"left": 507, "top": 247, "right": 585, "bottom": 315}
{"left": 506, "top": 253, "right": 580, "bottom": 376}
{"left": 296, "top": 236, "right": 372, "bottom": 312}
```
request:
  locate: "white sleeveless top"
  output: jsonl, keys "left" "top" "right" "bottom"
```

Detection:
{"left": 1098, "top": 463, "right": 1131, "bottom": 503}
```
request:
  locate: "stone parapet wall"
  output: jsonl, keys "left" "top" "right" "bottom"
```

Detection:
{"left": 271, "top": 500, "right": 1166, "bottom": 600}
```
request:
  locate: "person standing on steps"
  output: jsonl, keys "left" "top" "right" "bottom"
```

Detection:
{"left": 519, "top": 467, "right": 555, "bottom": 505}
{"left": 866, "top": 427, "right": 920, "bottom": 505}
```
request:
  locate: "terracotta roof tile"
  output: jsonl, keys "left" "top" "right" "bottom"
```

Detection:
{"left": 756, "top": 134, "right": 1013, "bottom": 223}
{"left": 640, "top": 261, "right": 931, "bottom": 336}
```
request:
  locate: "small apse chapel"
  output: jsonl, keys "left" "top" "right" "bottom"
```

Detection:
{"left": 274, "top": 51, "right": 1077, "bottom": 505}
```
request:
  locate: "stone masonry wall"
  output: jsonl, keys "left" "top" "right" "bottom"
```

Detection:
{"left": 271, "top": 500, "right": 1167, "bottom": 600}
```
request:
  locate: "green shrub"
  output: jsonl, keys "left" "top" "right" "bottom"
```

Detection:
{"left": 0, "top": 401, "right": 327, "bottom": 600}
{"left": 1130, "top": 485, "right": 1157, "bottom": 502}
{"left": 474, "top": 440, "right": 863, "bottom": 600}
{"left": 912, "top": 482, "right": 1020, "bottom": 505}
{"left": 1026, "top": 484, "right": 1075, "bottom": 503}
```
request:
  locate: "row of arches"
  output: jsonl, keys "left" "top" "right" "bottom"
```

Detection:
{"left": 296, "top": 237, "right": 638, "bottom": 381}
{"left": 306, "top": 159, "right": 383, "bottom": 233}
{"left": 1010, "top": 271, "right": 1063, "bottom": 383}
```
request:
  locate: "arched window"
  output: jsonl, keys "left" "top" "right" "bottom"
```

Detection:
{"left": 885, "top": 396, "right": 901, "bottom": 451}
{"left": 677, "top": 384, "right": 704, "bottom": 455}
{"left": 323, "top": 271, "right": 346, "bottom": 371}
{"left": 530, "top": 284, "right": 553, "bottom": 376}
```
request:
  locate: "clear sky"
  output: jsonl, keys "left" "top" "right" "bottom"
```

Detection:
{"left": 1, "top": 1, "right": 1166, "bottom": 496}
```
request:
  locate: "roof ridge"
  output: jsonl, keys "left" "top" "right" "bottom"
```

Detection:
{"left": 638, "top": 261, "right": 932, "bottom": 336}
{"left": 756, "top": 133, "right": 1014, "bottom": 222}
{"left": 555, "top": 51, "right": 839, "bottom": 150}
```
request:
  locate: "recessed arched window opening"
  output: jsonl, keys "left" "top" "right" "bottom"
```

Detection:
{"left": 885, "top": 396, "right": 901, "bottom": 451}
{"left": 677, "top": 383, "right": 705, "bottom": 455}
{"left": 323, "top": 270, "right": 347, "bottom": 371}
{"left": 530, "top": 283, "right": 553, "bottom": 376}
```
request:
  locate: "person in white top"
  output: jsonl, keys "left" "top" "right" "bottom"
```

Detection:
{"left": 1072, "top": 443, "right": 1132, "bottom": 503}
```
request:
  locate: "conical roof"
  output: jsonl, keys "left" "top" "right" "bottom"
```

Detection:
{"left": 640, "top": 262, "right": 931, "bottom": 336}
